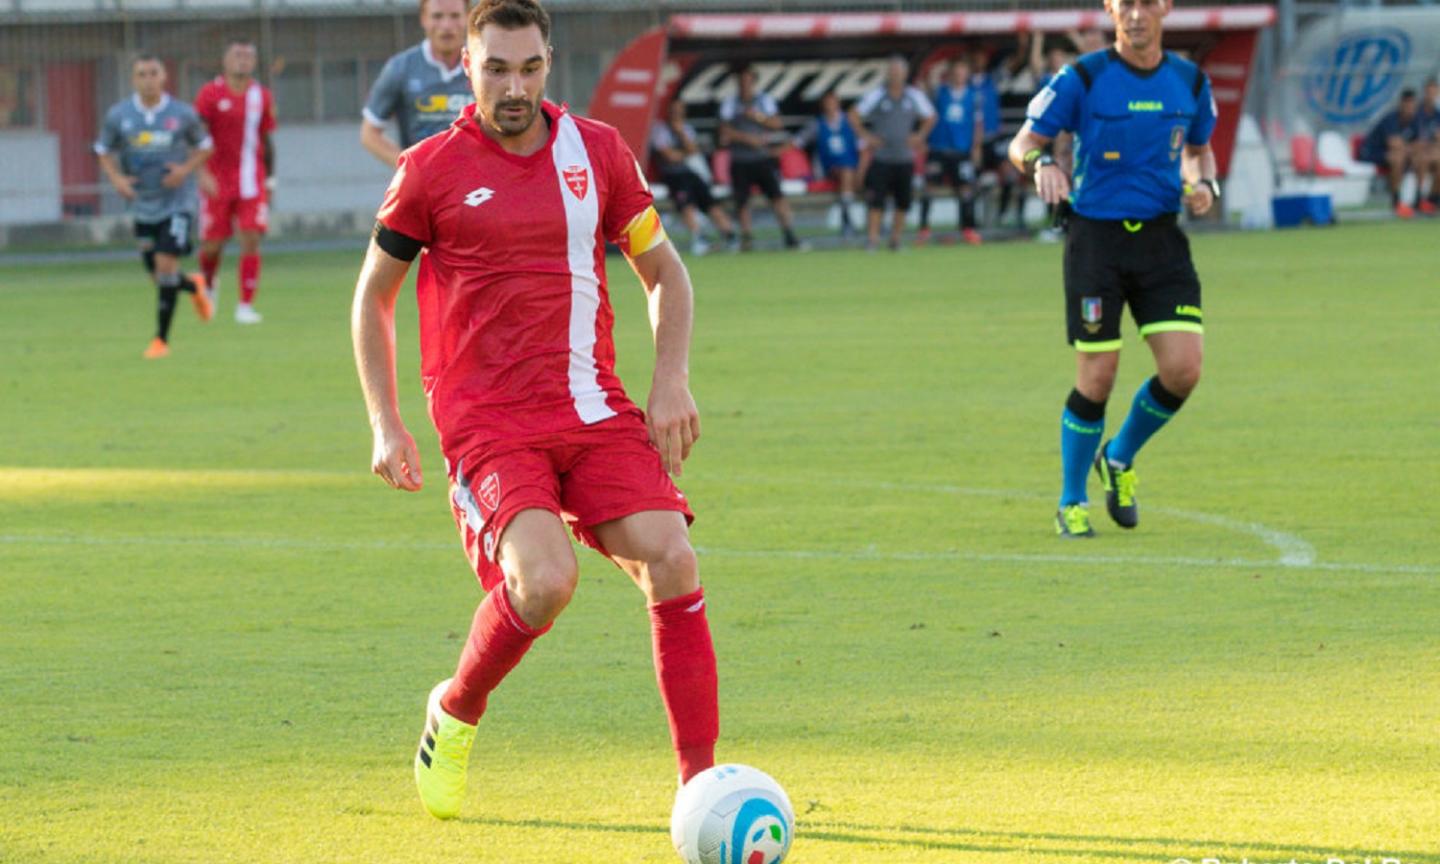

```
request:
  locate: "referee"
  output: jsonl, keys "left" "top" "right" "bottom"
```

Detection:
{"left": 1008, "top": 0, "right": 1220, "bottom": 538}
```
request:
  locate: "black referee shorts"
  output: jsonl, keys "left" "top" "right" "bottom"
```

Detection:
{"left": 865, "top": 160, "right": 915, "bottom": 211}
{"left": 1063, "top": 213, "right": 1203, "bottom": 351}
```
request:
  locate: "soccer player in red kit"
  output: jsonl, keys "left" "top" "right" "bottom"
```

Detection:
{"left": 195, "top": 37, "right": 275, "bottom": 324}
{"left": 351, "top": 0, "right": 718, "bottom": 821}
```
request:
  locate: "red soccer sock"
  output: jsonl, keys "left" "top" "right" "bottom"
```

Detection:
{"left": 199, "top": 250, "right": 220, "bottom": 287}
{"left": 440, "top": 586, "right": 549, "bottom": 725}
{"left": 238, "top": 253, "right": 261, "bottom": 305}
{"left": 650, "top": 587, "right": 719, "bottom": 783}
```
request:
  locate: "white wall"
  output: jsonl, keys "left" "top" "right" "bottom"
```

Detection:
{"left": 271, "top": 124, "right": 397, "bottom": 216}
{"left": 0, "top": 131, "right": 63, "bottom": 225}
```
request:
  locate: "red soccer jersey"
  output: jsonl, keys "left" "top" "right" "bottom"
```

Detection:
{"left": 376, "top": 101, "right": 657, "bottom": 464}
{"left": 194, "top": 77, "right": 275, "bottom": 200}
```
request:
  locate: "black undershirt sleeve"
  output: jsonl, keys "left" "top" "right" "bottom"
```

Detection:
{"left": 372, "top": 221, "right": 423, "bottom": 262}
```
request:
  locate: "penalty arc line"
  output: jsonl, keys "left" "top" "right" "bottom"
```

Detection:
{"left": 725, "top": 476, "right": 1319, "bottom": 568}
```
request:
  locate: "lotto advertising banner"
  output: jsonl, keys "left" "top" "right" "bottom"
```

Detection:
{"left": 1272, "top": 8, "right": 1440, "bottom": 133}
{"left": 591, "top": 8, "right": 1275, "bottom": 178}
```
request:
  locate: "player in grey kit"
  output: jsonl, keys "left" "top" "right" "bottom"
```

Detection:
{"left": 360, "top": 0, "right": 475, "bottom": 165}
{"left": 95, "top": 53, "right": 214, "bottom": 359}
{"left": 850, "top": 56, "right": 936, "bottom": 251}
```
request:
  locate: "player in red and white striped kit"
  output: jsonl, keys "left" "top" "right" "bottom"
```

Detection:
{"left": 195, "top": 37, "right": 275, "bottom": 324}
{"left": 351, "top": 0, "right": 718, "bottom": 822}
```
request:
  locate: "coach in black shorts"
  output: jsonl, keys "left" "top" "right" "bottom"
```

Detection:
{"left": 850, "top": 56, "right": 935, "bottom": 251}
{"left": 1009, "top": 0, "right": 1221, "bottom": 539}
{"left": 718, "top": 65, "right": 805, "bottom": 251}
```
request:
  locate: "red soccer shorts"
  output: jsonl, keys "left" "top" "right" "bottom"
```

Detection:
{"left": 201, "top": 193, "right": 269, "bottom": 241}
{"left": 447, "top": 413, "right": 694, "bottom": 591}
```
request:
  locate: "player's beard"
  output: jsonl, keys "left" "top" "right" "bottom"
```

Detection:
{"left": 486, "top": 94, "right": 542, "bottom": 138}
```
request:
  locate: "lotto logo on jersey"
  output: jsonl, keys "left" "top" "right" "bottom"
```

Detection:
{"left": 563, "top": 165, "right": 589, "bottom": 200}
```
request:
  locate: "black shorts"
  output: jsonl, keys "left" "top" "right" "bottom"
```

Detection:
{"left": 730, "top": 158, "right": 783, "bottom": 208}
{"left": 925, "top": 151, "right": 977, "bottom": 188}
{"left": 1063, "top": 213, "right": 1203, "bottom": 351}
{"left": 135, "top": 212, "right": 195, "bottom": 257}
{"left": 661, "top": 168, "right": 715, "bottom": 213}
{"left": 982, "top": 136, "right": 1009, "bottom": 172}
{"left": 865, "top": 161, "right": 915, "bottom": 211}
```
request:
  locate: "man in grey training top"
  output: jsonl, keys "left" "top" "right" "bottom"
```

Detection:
{"left": 96, "top": 52, "right": 214, "bottom": 359}
{"left": 361, "top": 0, "right": 475, "bottom": 166}
{"left": 850, "top": 55, "right": 935, "bottom": 251}
{"left": 717, "top": 64, "right": 805, "bottom": 251}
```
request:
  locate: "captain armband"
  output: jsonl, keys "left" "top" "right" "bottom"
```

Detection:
{"left": 373, "top": 221, "right": 423, "bottom": 262}
{"left": 619, "top": 205, "right": 668, "bottom": 258}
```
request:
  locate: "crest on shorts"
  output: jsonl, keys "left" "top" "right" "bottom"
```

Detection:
{"left": 1082, "top": 296, "right": 1103, "bottom": 324}
{"left": 478, "top": 472, "right": 502, "bottom": 513}
{"left": 563, "top": 165, "right": 589, "bottom": 200}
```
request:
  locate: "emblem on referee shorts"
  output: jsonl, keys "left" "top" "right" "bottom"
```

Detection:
{"left": 479, "top": 472, "right": 501, "bottom": 513}
{"left": 563, "top": 165, "right": 589, "bottom": 200}
{"left": 1082, "top": 296, "right": 1103, "bottom": 331}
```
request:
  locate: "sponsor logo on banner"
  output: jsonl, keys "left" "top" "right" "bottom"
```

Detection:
{"left": 1305, "top": 28, "right": 1411, "bottom": 124}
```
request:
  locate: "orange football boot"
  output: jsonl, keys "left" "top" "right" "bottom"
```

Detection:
{"left": 143, "top": 337, "right": 170, "bottom": 359}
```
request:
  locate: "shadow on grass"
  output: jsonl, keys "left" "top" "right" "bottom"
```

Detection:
{"left": 452, "top": 814, "right": 1438, "bottom": 864}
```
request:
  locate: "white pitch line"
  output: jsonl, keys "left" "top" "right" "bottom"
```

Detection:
{"left": 0, "top": 533, "right": 1433, "bottom": 576}
{"left": 726, "top": 476, "right": 1319, "bottom": 568}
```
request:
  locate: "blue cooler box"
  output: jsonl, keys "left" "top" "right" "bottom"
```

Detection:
{"left": 1272, "top": 193, "right": 1335, "bottom": 227}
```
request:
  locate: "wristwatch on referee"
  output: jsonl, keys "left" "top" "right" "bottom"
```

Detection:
{"left": 1198, "top": 178, "right": 1221, "bottom": 199}
{"left": 1023, "top": 147, "right": 1056, "bottom": 176}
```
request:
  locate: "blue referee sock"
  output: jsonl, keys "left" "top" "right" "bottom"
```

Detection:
{"left": 1106, "top": 376, "right": 1187, "bottom": 468}
{"left": 1060, "top": 389, "right": 1106, "bottom": 507}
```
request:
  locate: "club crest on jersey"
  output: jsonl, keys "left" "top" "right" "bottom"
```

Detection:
{"left": 478, "top": 472, "right": 501, "bottom": 513}
{"left": 563, "top": 165, "right": 589, "bottom": 200}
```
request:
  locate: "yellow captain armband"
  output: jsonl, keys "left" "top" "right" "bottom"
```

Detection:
{"left": 620, "top": 205, "right": 668, "bottom": 257}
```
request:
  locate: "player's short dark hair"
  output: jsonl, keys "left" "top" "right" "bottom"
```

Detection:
{"left": 468, "top": 0, "right": 550, "bottom": 42}
{"left": 1400, "top": 88, "right": 1416, "bottom": 101}
{"left": 420, "top": 0, "right": 471, "bottom": 15}
{"left": 131, "top": 51, "right": 162, "bottom": 68}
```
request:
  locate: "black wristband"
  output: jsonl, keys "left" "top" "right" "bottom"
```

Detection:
{"left": 373, "top": 221, "right": 423, "bottom": 262}
{"left": 1200, "top": 178, "right": 1221, "bottom": 200}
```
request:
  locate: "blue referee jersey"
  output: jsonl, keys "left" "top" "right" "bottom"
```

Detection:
{"left": 1027, "top": 49, "right": 1218, "bottom": 221}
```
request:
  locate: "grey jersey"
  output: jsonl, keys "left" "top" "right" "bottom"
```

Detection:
{"left": 855, "top": 85, "right": 935, "bottom": 165}
{"left": 94, "top": 94, "right": 210, "bottom": 222}
{"left": 718, "top": 92, "right": 781, "bottom": 163}
{"left": 363, "top": 41, "right": 475, "bottom": 147}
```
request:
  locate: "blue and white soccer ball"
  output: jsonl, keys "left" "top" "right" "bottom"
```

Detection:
{"left": 670, "top": 764, "right": 794, "bottom": 864}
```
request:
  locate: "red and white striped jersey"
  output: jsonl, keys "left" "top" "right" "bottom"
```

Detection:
{"left": 194, "top": 77, "right": 275, "bottom": 200}
{"left": 376, "top": 101, "right": 657, "bottom": 464}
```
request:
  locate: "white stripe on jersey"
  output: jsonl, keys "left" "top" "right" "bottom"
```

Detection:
{"left": 552, "top": 113, "right": 616, "bottom": 426}
{"left": 240, "top": 84, "right": 262, "bottom": 199}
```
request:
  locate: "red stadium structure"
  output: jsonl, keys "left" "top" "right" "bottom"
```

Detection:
{"left": 590, "top": 6, "right": 1276, "bottom": 180}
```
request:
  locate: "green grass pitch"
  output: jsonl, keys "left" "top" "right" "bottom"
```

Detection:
{"left": 2, "top": 222, "right": 1437, "bottom": 863}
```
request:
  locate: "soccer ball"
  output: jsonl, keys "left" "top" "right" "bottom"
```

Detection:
{"left": 670, "top": 764, "right": 794, "bottom": 864}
